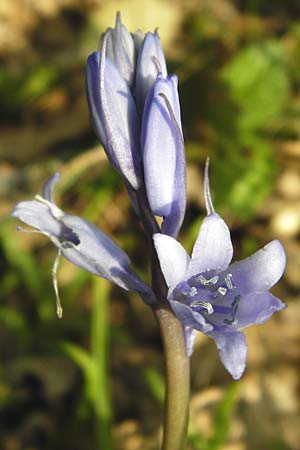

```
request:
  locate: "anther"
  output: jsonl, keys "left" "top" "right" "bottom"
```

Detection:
{"left": 225, "top": 273, "right": 234, "bottom": 290}
{"left": 218, "top": 287, "right": 227, "bottom": 296}
{"left": 198, "top": 274, "right": 219, "bottom": 286}
{"left": 189, "top": 287, "right": 198, "bottom": 297}
{"left": 191, "top": 300, "right": 214, "bottom": 315}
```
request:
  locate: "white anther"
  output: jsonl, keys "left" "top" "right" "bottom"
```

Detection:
{"left": 198, "top": 275, "right": 219, "bottom": 286}
{"left": 191, "top": 300, "right": 214, "bottom": 315}
{"left": 218, "top": 287, "right": 227, "bottom": 296}
{"left": 189, "top": 287, "right": 198, "bottom": 297}
{"left": 225, "top": 274, "right": 233, "bottom": 290}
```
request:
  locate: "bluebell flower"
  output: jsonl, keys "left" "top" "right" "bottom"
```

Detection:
{"left": 142, "top": 73, "right": 186, "bottom": 238}
{"left": 86, "top": 32, "right": 142, "bottom": 190}
{"left": 104, "top": 12, "right": 136, "bottom": 88}
{"left": 135, "top": 31, "right": 167, "bottom": 114}
{"left": 12, "top": 173, "right": 155, "bottom": 316}
{"left": 153, "top": 163, "right": 286, "bottom": 379}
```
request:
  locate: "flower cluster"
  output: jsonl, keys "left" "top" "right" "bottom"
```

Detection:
{"left": 12, "top": 13, "right": 286, "bottom": 379}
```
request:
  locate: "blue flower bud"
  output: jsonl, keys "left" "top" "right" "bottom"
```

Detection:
{"left": 141, "top": 73, "right": 186, "bottom": 237}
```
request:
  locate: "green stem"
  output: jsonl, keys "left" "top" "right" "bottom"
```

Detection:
{"left": 154, "top": 304, "right": 190, "bottom": 450}
{"left": 135, "top": 185, "right": 190, "bottom": 450}
{"left": 92, "top": 278, "right": 113, "bottom": 449}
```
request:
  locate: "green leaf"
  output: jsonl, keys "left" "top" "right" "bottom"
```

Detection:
{"left": 221, "top": 41, "right": 290, "bottom": 131}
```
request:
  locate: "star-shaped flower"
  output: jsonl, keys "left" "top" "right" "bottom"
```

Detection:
{"left": 153, "top": 162, "right": 286, "bottom": 379}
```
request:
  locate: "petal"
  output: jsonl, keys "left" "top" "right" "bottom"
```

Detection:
{"left": 229, "top": 240, "right": 286, "bottom": 294}
{"left": 153, "top": 233, "right": 190, "bottom": 288}
{"left": 187, "top": 213, "right": 233, "bottom": 277}
{"left": 86, "top": 48, "right": 141, "bottom": 189}
{"left": 142, "top": 74, "right": 186, "bottom": 237}
{"left": 235, "top": 292, "right": 286, "bottom": 329}
{"left": 211, "top": 331, "right": 247, "bottom": 380}
{"left": 135, "top": 31, "right": 167, "bottom": 114}
{"left": 171, "top": 300, "right": 213, "bottom": 333}
{"left": 42, "top": 173, "right": 61, "bottom": 202}
{"left": 12, "top": 200, "right": 62, "bottom": 238}
{"left": 61, "top": 215, "right": 155, "bottom": 304}
{"left": 105, "top": 12, "right": 135, "bottom": 87}
{"left": 184, "top": 326, "right": 198, "bottom": 357}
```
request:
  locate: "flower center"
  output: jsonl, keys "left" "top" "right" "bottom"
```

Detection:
{"left": 174, "top": 271, "right": 240, "bottom": 327}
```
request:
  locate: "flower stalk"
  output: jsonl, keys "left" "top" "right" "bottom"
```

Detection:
{"left": 154, "top": 303, "right": 190, "bottom": 450}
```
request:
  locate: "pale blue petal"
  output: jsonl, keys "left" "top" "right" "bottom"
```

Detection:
{"left": 42, "top": 173, "right": 61, "bottom": 202}
{"left": 105, "top": 12, "right": 135, "bottom": 86}
{"left": 142, "top": 74, "right": 186, "bottom": 237}
{"left": 229, "top": 240, "right": 286, "bottom": 294}
{"left": 12, "top": 200, "right": 63, "bottom": 238}
{"left": 235, "top": 292, "right": 286, "bottom": 329}
{"left": 184, "top": 326, "right": 198, "bottom": 357}
{"left": 153, "top": 233, "right": 190, "bottom": 289}
{"left": 171, "top": 300, "right": 213, "bottom": 333}
{"left": 210, "top": 331, "right": 247, "bottom": 380}
{"left": 187, "top": 213, "right": 233, "bottom": 277}
{"left": 135, "top": 31, "right": 167, "bottom": 113}
{"left": 86, "top": 50, "right": 141, "bottom": 189}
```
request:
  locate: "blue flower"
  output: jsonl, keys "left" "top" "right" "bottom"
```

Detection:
{"left": 104, "top": 12, "right": 136, "bottom": 88}
{"left": 141, "top": 73, "right": 186, "bottom": 238}
{"left": 153, "top": 163, "right": 286, "bottom": 379}
{"left": 135, "top": 31, "right": 167, "bottom": 114}
{"left": 12, "top": 173, "right": 155, "bottom": 316}
{"left": 86, "top": 32, "right": 142, "bottom": 190}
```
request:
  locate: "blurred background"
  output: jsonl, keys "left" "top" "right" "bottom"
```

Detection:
{"left": 1, "top": 0, "right": 300, "bottom": 449}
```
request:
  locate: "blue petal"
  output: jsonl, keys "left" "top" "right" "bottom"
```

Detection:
{"left": 86, "top": 49, "right": 142, "bottom": 189}
{"left": 12, "top": 200, "right": 63, "bottom": 239}
{"left": 153, "top": 233, "right": 190, "bottom": 289}
{"left": 184, "top": 326, "right": 198, "bottom": 357}
{"left": 142, "top": 74, "right": 186, "bottom": 237}
{"left": 228, "top": 240, "right": 286, "bottom": 294}
{"left": 170, "top": 300, "right": 213, "bottom": 333}
{"left": 210, "top": 331, "right": 247, "bottom": 380}
{"left": 105, "top": 12, "right": 136, "bottom": 87}
{"left": 135, "top": 31, "right": 167, "bottom": 114}
{"left": 187, "top": 213, "right": 233, "bottom": 277}
{"left": 42, "top": 173, "right": 61, "bottom": 202}
{"left": 234, "top": 292, "right": 286, "bottom": 329}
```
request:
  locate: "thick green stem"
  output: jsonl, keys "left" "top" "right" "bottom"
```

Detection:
{"left": 154, "top": 304, "right": 190, "bottom": 450}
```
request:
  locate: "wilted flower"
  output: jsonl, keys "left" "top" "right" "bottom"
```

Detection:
{"left": 12, "top": 173, "right": 155, "bottom": 316}
{"left": 153, "top": 162, "right": 286, "bottom": 379}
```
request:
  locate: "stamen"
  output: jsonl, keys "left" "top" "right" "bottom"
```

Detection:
{"left": 16, "top": 226, "right": 41, "bottom": 234}
{"left": 223, "top": 295, "right": 240, "bottom": 326}
{"left": 198, "top": 274, "right": 219, "bottom": 286}
{"left": 191, "top": 300, "right": 214, "bottom": 315}
{"left": 218, "top": 287, "right": 227, "bottom": 296}
{"left": 52, "top": 248, "right": 63, "bottom": 319}
{"left": 189, "top": 287, "right": 198, "bottom": 297}
{"left": 225, "top": 273, "right": 234, "bottom": 290}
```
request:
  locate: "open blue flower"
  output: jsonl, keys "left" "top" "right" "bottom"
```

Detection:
{"left": 12, "top": 173, "right": 155, "bottom": 316}
{"left": 153, "top": 163, "right": 286, "bottom": 379}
